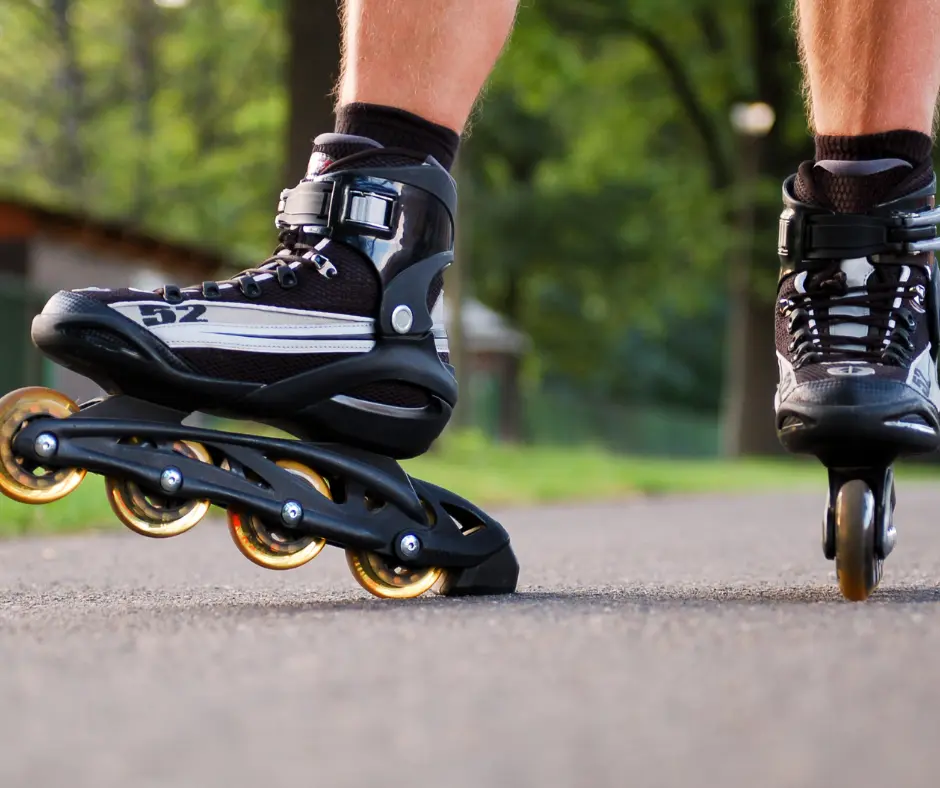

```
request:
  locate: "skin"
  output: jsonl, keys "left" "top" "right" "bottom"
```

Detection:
{"left": 796, "top": 0, "right": 940, "bottom": 135}
{"left": 338, "top": 0, "right": 519, "bottom": 133}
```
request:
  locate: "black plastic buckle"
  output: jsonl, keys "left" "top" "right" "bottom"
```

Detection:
{"left": 277, "top": 174, "right": 400, "bottom": 240}
{"left": 779, "top": 207, "right": 938, "bottom": 264}
{"left": 276, "top": 181, "right": 334, "bottom": 229}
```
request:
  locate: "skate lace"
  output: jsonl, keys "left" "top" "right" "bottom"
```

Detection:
{"left": 157, "top": 229, "right": 336, "bottom": 304}
{"left": 779, "top": 265, "right": 925, "bottom": 368}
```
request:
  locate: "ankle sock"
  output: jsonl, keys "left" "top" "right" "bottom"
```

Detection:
{"left": 794, "top": 130, "right": 934, "bottom": 213}
{"left": 306, "top": 102, "right": 461, "bottom": 177}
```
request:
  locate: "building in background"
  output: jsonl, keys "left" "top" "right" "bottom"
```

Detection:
{"left": 0, "top": 198, "right": 226, "bottom": 401}
{"left": 448, "top": 297, "right": 529, "bottom": 440}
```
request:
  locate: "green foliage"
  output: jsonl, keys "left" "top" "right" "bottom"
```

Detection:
{"left": 0, "top": 0, "right": 286, "bottom": 261}
{"left": 462, "top": 0, "right": 808, "bottom": 409}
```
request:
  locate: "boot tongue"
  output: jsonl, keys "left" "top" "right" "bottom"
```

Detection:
{"left": 795, "top": 158, "right": 915, "bottom": 213}
{"left": 823, "top": 258, "right": 874, "bottom": 354}
{"left": 304, "top": 133, "right": 384, "bottom": 178}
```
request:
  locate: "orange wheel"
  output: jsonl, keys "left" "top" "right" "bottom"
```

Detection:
{"left": 0, "top": 387, "right": 85, "bottom": 504}
{"left": 106, "top": 440, "right": 213, "bottom": 538}
{"left": 346, "top": 549, "right": 443, "bottom": 600}
{"left": 228, "top": 459, "right": 330, "bottom": 570}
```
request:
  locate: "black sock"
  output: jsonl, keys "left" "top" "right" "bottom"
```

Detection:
{"left": 336, "top": 103, "right": 460, "bottom": 169}
{"left": 794, "top": 130, "right": 934, "bottom": 213}
{"left": 305, "top": 103, "right": 461, "bottom": 177}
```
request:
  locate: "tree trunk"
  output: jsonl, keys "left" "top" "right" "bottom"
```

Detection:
{"left": 498, "top": 355, "right": 524, "bottom": 442}
{"left": 721, "top": 135, "right": 782, "bottom": 455}
{"left": 127, "top": 0, "right": 159, "bottom": 222}
{"left": 285, "top": 0, "right": 342, "bottom": 183}
{"left": 50, "top": 0, "right": 86, "bottom": 197}
{"left": 723, "top": 0, "right": 806, "bottom": 455}
{"left": 498, "top": 269, "right": 524, "bottom": 442}
{"left": 729, "top": 291, "right": 781, "bottom": 454}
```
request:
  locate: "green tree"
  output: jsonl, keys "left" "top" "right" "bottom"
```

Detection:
{"left": 461, "top": 0, "right": 809, "bottom": 452}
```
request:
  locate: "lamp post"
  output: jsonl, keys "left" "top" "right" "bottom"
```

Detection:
{"left": 721, "top": 102, "right": 775, "bottom": 456}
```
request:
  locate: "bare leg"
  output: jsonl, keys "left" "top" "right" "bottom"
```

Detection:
{"left": 338, "top": 0, "right": 519, "bottom": 132}
{"left": 796, "top": 0, "right": 940, "bottom": 135}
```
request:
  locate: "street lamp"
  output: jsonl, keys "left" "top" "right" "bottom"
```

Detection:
{"left": 730, "top": 102, "right": 776, "bottom": 137}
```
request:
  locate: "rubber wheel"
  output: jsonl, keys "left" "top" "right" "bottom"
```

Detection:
{"left": 346, "top": 550, "right": 443, "bottom": 600}
{"left": 0, "top": 387, "right": 85, "bottom": 504}
{"left": 228, "top": 459, "right": 329, "bottom": 570}
{"left": 834, "top": 479, "right": 882, "bottom": 601}
{"left": 106, "top": 440, "right": 213, "bottom": 538}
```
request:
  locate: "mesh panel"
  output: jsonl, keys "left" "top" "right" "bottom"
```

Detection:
{"left": 85, "top": 240, "right": 381, "bottom": 319}
{"left": 794, "top": 160, "right": 934, "bottom": 214}
{"left": 326, "top": 153, "right": 424, "bottom": 170}
{"left": 176, "top": 348, "right": 444, "bottom": 408}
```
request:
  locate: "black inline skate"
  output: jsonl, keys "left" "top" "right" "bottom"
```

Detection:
{"left": 775, "top": 172, "right": 940, "bottom": 600}
{"left": 0, "top": 136, "right": 519, "bottom": 599}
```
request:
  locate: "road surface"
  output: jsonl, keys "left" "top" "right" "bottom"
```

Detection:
{"left": 3, "top": 486, "right": 940, "bottom": 787}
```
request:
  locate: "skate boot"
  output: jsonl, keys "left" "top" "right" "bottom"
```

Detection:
{"left": 0, "top": 135, "right": 519, "bottom": 599}
{"left": 775, "top": 172, "right": 940, "bottom": 600}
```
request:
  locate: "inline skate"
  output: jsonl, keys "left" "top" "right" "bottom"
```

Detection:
{"left": 0, "top": 136, "right": 519, "bottom": 599}
{"left": 775, "top": 171, "right": 940, "bottom": 600}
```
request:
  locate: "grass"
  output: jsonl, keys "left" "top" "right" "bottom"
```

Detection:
{"left": 1, "top": 429, "right": 938, "bottom": 537}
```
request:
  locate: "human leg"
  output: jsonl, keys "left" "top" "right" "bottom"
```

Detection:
{"left": 796, "top": 0, "right": 940, "bottom": 136}
{"left": 339, "top": 0, "right": 519, "bottom": 133}
{"left": 775, "top": 0, "right": 940, "bottom": 599}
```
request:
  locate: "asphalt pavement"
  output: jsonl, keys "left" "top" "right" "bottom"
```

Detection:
{"left": 3, "top": 485, "right": 940, "bottom": 788}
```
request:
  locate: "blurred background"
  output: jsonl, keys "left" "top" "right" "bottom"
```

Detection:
{"left": 0, "top": 0, "right": 811, "bottom": 461}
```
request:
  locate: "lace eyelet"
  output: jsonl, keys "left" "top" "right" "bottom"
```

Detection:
{"left": 163, "top": 285, "right": 183, "bottom": 305}
{"left": 202, "top": 281, "right": 222, "bottom": 300}
{"left": 238, "top": 276, "right": 263, "bottom": 299}
{"left": 277, "top": 267, "right": 298, "bottom": 289}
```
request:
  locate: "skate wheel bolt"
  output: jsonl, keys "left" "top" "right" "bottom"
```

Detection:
{"left": 33, "top": 433, "right": 58, "bottom": 459}
{"left": 391, "top": 305, "right": 414, "bottom": 334}
{"left": 399, "top": 533, "right": 421, "bottom": 559}
{"left": 160, "top": 467, "right": 183, "bottom": 494}
{"left": 280, "top": 500, "right": 303, "bottom": 526}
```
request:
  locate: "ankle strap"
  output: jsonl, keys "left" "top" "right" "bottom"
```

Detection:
{"left": 779, "top": 174, "right": 940, "bottom": 275}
